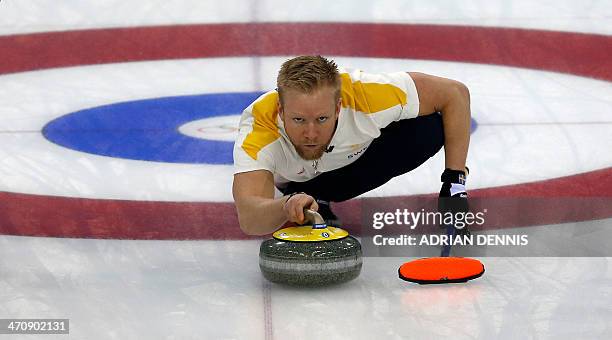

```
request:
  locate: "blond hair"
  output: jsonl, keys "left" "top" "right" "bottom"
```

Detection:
{"left": 276, "top": 55, "right": 341, "bottom": 104}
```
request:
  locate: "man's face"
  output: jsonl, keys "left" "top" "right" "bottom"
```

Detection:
{"left": 279, "top": 86, "right": 341, "bottom": 160}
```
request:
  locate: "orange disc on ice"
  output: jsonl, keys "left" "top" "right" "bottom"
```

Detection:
{"left": 398, "top": 257, "right": 485, "bottom": 284}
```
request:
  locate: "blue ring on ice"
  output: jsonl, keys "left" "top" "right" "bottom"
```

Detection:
{"left": 42, "top": 91, "right": 477, "bottom": 164}
{"left": 42, "top": 92, "right": 264, "bottom": 164}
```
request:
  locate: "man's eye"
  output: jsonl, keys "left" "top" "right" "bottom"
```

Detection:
{"left": 318, "top": 117, "right": 328, "bottom": 123}
{"left": 293, "top": 118, "right": 304, "bottom": 123}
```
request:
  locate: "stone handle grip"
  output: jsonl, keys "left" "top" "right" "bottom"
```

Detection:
{"left": 304, "top": 209, "right": 326, "bottom": 226}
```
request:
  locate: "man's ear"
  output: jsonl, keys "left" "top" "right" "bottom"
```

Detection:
{"left": 278, "top": 100, "right": 284, "bottom": 119}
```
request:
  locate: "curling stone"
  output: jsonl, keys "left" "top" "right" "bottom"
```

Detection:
{"left": 259, "top": 209, "right": 362, "bottom": 286}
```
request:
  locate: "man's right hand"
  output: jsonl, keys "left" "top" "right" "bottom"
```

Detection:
{"left": 283, "top": 192, "right": 319, "bottom": 225}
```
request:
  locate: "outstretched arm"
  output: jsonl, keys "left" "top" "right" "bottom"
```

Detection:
{"left": 408, "top": 72, "right": 471, "bottom": 172}
{"left": 233, "top": 170, "right": 318, "bottom": 235}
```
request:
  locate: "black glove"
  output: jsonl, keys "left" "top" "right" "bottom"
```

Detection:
{"left": 438, "top": 168, "right": 470, "bottom": 233}
{"left": 439, "top": 168, "right": 468, "bottom": 198}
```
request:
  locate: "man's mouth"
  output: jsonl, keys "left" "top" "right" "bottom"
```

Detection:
{"left": 296, "top": 144, "right": 324, "bottom": 160}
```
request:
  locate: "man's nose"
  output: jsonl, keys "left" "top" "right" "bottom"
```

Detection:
{"left": 303, "top": 122, "right": 318, "bottom": 140}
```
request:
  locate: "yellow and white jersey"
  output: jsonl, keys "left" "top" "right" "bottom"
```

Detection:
{"left": 233, "top": 69, "right": 420, "bottom": 187}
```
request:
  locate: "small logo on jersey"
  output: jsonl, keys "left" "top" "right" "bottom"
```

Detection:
{"left": 348, "top": 146, "right": 368, "bottom": 159}
{"left": 297, "top": 167, "right": 305, "bottom": 175}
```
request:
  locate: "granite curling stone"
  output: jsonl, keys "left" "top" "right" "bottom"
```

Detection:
{"left": 259, "top": 209, "right": 362, "bottom": 286}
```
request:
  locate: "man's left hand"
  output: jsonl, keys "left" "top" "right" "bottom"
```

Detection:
{"left": 438, "top": 168, "right": 470, "bottom": 232}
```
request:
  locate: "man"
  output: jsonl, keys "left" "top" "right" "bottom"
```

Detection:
{"left": 233, "top": 56, "right": 470, "bottom": 235}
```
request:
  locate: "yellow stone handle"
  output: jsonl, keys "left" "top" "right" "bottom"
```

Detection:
{"left": 303, "top": 209, "right": 326, "bottom": 226}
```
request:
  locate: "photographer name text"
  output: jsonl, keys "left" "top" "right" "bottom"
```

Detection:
{"left": 372, "top": 234, "right": 528, "bottom": 246}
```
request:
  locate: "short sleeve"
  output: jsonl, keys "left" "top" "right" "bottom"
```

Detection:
{"left": 232, "top": 92, "right": 280, "bottom": 174}
{"left": 340, "top": 69, "right": 420, "bottom": 131}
